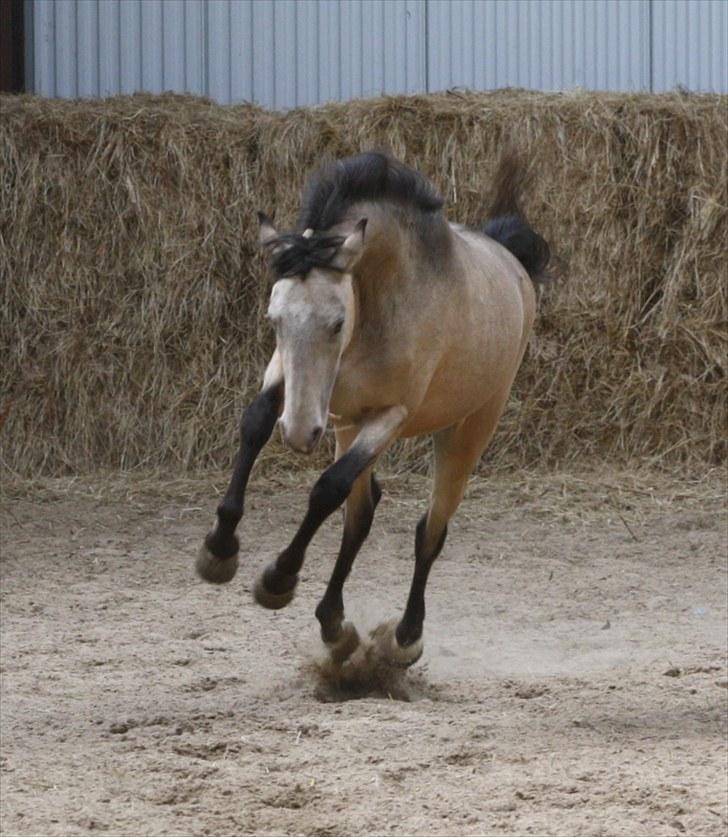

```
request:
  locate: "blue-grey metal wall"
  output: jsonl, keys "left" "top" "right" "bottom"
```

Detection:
{"left": 652, "top": 0, "right": 728, "bottom": 92}
{"left": 427, "top": 0, "right": 650, "bottom": 91}
{"left": 25, "top": 0, "right": 728, "bottom": 105}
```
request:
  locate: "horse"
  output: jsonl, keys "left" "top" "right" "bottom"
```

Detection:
{"left": 196, "top": 150, "right": 549, "bottom": 668}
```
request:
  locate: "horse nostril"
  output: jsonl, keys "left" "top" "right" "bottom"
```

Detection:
{"left": 310, "top": 426, "right": 323, "bottom": 446}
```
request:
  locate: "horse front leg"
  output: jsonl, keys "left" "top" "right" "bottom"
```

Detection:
{"left": 253, "top": 406, "right": 406, "bottom": 610}
{"left": 196, "top": 352, "right": 283, "bottom": 583}
{"left": 313, "top": 427, "right": 381, "bottom": 652}
{"left": 314, "top": 461, "right": 383, "bottom": 661}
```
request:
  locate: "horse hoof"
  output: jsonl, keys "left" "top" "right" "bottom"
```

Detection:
{"left": 253, "top": 570, "right": 297, "bottom": 610}
{"left": 325, "top": 621, "right": 360, "bottom": 665}
{"left": 371, "top": 620, "right": 424, "bottom": 668}
{"left": 196, "top": 542, "right": 239, "bottom": 584}
{"left": 392, "top": 638, "right": 424, "bottom": 668}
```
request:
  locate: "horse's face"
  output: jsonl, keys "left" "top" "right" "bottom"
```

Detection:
{"left": 260, "top": 216, "right": 365, "bottom": 453}
{"left": 268, "top": 271, "right": 354, "bottom": 452}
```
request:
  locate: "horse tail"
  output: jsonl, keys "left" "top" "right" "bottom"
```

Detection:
{"left": 480, "top": 152, "right": 550, "bottom": 285}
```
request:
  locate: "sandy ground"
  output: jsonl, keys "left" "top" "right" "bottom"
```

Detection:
{"left": 1, "top": 467, "right": 726, "bottom": 837}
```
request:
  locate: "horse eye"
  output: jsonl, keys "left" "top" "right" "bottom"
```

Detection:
{"left": 331, "top": 319, "right": 344, "bottom": 336}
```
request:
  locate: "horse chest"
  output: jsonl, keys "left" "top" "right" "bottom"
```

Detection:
{"left": 330, "top": 351, "right": 409, "bottom": 417}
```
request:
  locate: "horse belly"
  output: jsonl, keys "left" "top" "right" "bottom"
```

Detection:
{"left": 400, "top": 326, "right": 526, "bottom": 437}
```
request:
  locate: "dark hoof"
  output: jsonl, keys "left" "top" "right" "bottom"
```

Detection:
{"left": 196, "top": 543, "right": 239, "bottom": 583}
{"left": 394, "top": 641, "right": 424, "bottom": 668}
{"left": 253, "top": 567, "right": 297, "bottom": 610}
{"left": 371, "top": 620, "right": 424, "bottom": 668}
{"left": 325, "top": 621, "right": 360, "bottom": 665}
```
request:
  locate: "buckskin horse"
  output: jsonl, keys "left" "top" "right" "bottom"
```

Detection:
{"left": 197, "top": 151, "right": 549, "bottom": 667}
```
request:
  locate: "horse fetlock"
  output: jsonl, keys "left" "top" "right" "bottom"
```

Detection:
{"left": 205, "top": 524, "right": 240, "bottom": 557}
{"left": 315, "top": 600, "right": 343, "bottom": 640}
{"left": 216, "top": 503, "right": 243, "bottom": 530}
{"left": 325, "top": 620, "right": 360, "bottom": 664}
{"left": 253, "top": 563, "right": 298, "bottom": 610}
{"left": 196, "top": 540, "right": 239, "bottom": 584}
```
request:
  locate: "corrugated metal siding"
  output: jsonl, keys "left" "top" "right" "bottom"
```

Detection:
{"left": 25, "top": 0, "right": 427, "bottom": 107}
{"left": 26, "top": 0, "right": 728, "bottom": 105}
{"left": 427, "top": 0, "right": 650, "bottom": 92}
{"left": 652, "top": 0, "right": 728, "bottom": 92}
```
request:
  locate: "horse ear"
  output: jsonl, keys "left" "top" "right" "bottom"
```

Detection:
{"left": 337, "top": 218, "right": 367, "bottom": 267}
{"left": 257, "top": 212, "right": 278, "bottom": 246}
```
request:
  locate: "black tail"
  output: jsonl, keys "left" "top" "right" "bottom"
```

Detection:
{"left": 480, "top": 152, "right": 550, "bottom": 285}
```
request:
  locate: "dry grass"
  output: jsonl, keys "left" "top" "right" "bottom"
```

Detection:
{"left": 1, "top": 90, "right": 726, "bottom": 478}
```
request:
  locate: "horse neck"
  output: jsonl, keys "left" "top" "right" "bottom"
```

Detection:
{"left": 349, "top": 207, "right": 423, "bottom": 326}
{"left": 352, "top": 251, "right": 395, "bottom": 330}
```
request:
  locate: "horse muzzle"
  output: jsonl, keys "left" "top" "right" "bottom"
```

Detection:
{"left": 279, "top": 419, "right": 324, "bottom": 454}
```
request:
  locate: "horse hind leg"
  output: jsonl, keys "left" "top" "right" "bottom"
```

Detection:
{"left": 379, "top": 400, "right": 505, "bottom": 666}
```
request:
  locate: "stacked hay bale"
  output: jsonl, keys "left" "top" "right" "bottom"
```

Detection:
{"left": 1, "top": 91, "right": 725, "bottom": 476}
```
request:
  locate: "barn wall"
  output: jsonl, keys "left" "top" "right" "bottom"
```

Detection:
{"left": 25, "top": 0, "right": 728, "bottom": 105}
{"left": 25, "top": 0, "right": 426, "bottom": 106}
{"left": 426, "top": 0, "right": 650, "bottom": 92}
{"left": 651, "top": 0, "right": 728, "bottom": 93}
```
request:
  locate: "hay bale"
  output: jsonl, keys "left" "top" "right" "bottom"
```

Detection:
{"left": 1, "top": 90, "right": 726, "bottom": 477}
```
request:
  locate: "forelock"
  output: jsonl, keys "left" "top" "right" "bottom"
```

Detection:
{"left": 266, "top": 232, "right": 346, "bottom": 279}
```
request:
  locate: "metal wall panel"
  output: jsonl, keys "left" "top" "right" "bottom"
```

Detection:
{"left": 26, "top": 0, "right": 728, "bottom": 104}
{"left": 26, "top": 0, "right": 426, "bottom": 106}
{"left": 652, "top": 0, "right": 728, "bottom": 92}
{"left": 53, "top": 0, "right": 76, "bottom": 97}
{"left": 426, "top": 0, "right": 651, "bottom": 92}
{"left": 140, "top": 0, "right": 163, "bottom": 92}
{"left": 183, "top": 0, "right": 206, "bottom": 96}
{"left": 98, "top": 0, "right": 120, "bottom": 97}
{"left": 118, "top": 0, "right": 142, "bottom": 95}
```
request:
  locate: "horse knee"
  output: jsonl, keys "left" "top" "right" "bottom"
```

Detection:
{"left": 240, "top": 386, "right": 281, "bottom": 450}
{"left": 310, "top": 469, "right": 352, "bottom": 518}
{"left": 310, "top": 445, "right": 373, "bottom": 519}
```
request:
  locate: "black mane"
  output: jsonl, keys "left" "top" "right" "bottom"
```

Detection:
{"left": 266, "top": 152, "right": 446, "bottom": 279}
{"left": 268, "top": 232, "right": 346, "bottom": 279}
{"left": 297, "top": 151, "right": 444, "bottom": 232}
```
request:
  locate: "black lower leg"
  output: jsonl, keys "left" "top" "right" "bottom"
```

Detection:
{"left": 259, "top": 450, "right": 374, "bottom": 599}
{"left": 395, "top": 513, "right": 448, "bottom": 647}
{"left": 316, "top": 475, "right": 382, "bottom": 642}
{"left": 205, "top": 384, "right": 282, "bottom": 559}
